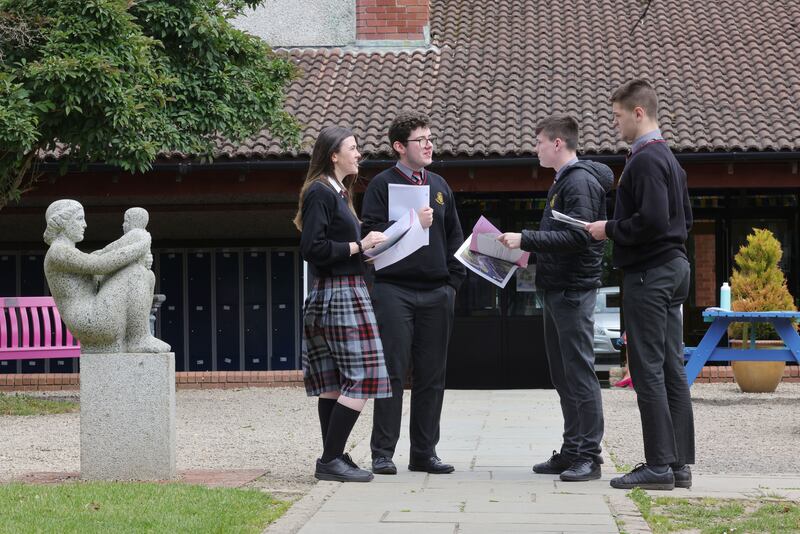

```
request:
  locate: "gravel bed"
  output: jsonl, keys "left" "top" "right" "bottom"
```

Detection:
{"left": 0, "top": 388, "right": 374, "bottom": 494}
{"left": 2, "top": 383, "right": 798, "bottom": 494}
{"left": 602, "top": 382, "right": 800, "bottom": 474}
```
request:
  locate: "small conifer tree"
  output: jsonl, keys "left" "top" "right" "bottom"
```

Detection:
{"left": 728, "top": 228, "right": 797, "bottom": 340}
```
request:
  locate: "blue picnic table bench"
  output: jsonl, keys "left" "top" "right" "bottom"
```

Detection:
{"left": 683, "top": 308, "right": 800, "bottom": 385}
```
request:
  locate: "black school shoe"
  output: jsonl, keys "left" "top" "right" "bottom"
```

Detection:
{"left": 315, "top": 453, "right": 374, "bottom": 482}
{"left": 559, "top": 459, "right": 602, "bottom": 482}
{"left": 533, "top": 450, "right": 574, "bottom": 474}
{"left": 408, "top": 456, "right": 455, "bottom": 474}
{"left": 672, "top": 464, "right": 692, "bottom": 489}
{"left": 610, "top": 463, "right": 675, "bottom": 491}
{"left": 372, "top": 456, "right": 398, "bottom": 475}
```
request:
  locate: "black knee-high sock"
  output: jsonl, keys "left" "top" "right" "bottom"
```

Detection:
{"left": 321, "top": 403, "right": 361, "bottom": 463}
{"left": 317, "top": 398, "right": 337, "bottom": 445}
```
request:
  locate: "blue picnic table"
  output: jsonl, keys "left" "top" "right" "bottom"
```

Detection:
{"left": 683, "top": 308, "right": 800, "bottom": 386}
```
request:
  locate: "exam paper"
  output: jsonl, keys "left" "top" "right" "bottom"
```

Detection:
{"left": 455, "top": 234, "right": 517, "bottom": 288}
{"left": 551, "top": 209, "right": 590, "bottom": 230}
{"left": 469, "top": 215, "right": 530, "bottom": 267}
{"left": 476, "top": 233, "right": 525, "bottom": 264}
{"left": 388, "top": 183, "right": 429, "bottom": 246}
{"left": 365, "top": 208, "right": 428, "bottom": 270}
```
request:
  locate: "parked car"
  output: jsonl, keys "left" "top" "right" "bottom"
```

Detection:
{"left": 593, "top": 286, "right": 622, "bottom": 370}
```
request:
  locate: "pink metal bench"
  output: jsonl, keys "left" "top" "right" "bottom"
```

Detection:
{"left": 0, "top": 296, "right": 80, "bottom": 360}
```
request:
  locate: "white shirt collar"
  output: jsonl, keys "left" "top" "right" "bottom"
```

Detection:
{"left": 327, "top": 177, "right": 343, "bottom": 193}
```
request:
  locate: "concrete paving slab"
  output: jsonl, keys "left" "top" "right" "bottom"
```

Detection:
{"left": 279, "top": 389, "right": 800, "bottom": 534}
{"left": 382, "top": 511, "right": 617, "bottom": 526}
{"left": 458, "top": 525, "right": 619, "bottom": 534}
{"left": 299, "top": 523, "right": 457, "bottom": 534}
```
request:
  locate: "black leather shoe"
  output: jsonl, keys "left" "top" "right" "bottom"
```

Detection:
{"left": 559, "top": 459, "right": 602, "bottom": 482}
{"left": 315, "top": 455, "right": 374, "bottom": 482}
{"left": 672, "top": 464, "right": 692, "bottom": 489}
{"left": 372, "top": 456, "right": 397, "bottom": 475}
{"left": 408, "top": 456, "right": 454, "bottom": 474}
{"left": 610, "top": 463, "right": 674, "bottom": 490}
{"left": 533, "top": 450, "right": 574, "bottom": 474}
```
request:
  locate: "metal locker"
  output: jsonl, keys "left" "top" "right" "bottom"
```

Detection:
{"left": 244, "top": 305, "right": 268, "bottom": 370}
{"left": 20, "top": 254, "right": 46, "bottom": 374}
{"left": 159, "top": 252, "right": 185, "bottom": 371}
{"left": 215, "top": 251, "right": 240, "bottom": 371}
{"left": 0, "top": 254, "right": 18, "bottom": 374}
{"left": 271, "top": 251, "right": 296, "bottom": 370}
{"left": 187, "top": 251, "right": 212, "bottom": 371}
{"left": 0, "top": 254, "right": 16, "bottom": 296}
{"left": 243, "top": 251, "right": 268, "bottom": 370}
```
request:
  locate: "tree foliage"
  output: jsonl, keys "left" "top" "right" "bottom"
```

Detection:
{"left": 0, "top": 0, "right": 300, "bottom": 209}
{"left": 728, "top": 228, "right": 797, "bottom": 340}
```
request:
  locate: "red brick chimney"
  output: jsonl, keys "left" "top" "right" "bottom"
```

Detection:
{"left": 356, "top": 0, "right": 430, "bottom": 42}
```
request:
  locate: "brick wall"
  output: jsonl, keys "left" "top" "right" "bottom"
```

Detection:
{"left": 2, "top": 368, "right": 798, "bottom": 392}
{"left": 694, "top": 232, "right": 717, "bottom": 306}
{"left": 356, "top": 0, "right": 429, "bottom": 41}
{"left": 0, "top": 371, "right": 303, "bottom": 392}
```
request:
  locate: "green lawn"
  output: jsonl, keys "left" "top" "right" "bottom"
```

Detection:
{"left": 0, "top": 482, "right": 289, "bottom": 533}
{"left": 0, "top": 393, "right": 78, "bottom": 416}
{"left": 630, "top": 487, "right": 800, "bottom": 534}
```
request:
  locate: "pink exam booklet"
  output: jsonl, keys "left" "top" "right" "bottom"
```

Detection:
{"left": 469, "top": 216, "right": 530, "bottom": 268}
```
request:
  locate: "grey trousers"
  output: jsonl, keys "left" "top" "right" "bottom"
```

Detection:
{"left": 543, "top": 288, "right": 604, "bottom": 463}
{"left": 370, "top": 282, "right": 455, "bottom": 461}
{"left": 623, "top": 256, "right": 695, "bottom": 466}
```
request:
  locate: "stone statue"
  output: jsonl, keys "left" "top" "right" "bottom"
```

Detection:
{"left": 43, "top": 199, "right": 171, "bottom": 354}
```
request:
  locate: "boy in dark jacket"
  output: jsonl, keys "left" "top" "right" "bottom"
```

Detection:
{"left": 498, "top": 115, "right": 613, "bottom": 482}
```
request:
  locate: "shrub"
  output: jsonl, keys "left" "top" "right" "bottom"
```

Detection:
{"left": 728, "top": 228, "right": 797, "bottom": 340}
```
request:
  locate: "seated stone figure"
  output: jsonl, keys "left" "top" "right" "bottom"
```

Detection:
{"left": 43, "top": 199, "right": 171, "bottom": 354}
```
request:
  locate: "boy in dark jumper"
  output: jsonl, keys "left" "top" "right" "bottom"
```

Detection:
{"left": 587, "top": 79, "right": 695, "bottom": 491}
{"left": 362, "top": 111, "right": 466, "bottom": 476}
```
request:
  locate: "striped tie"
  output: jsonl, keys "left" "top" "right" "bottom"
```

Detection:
{"left": 411, "top": 171, "right": 422, "bottom": 184}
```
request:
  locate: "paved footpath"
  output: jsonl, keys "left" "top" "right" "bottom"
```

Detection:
{"left": 268, "top": 390, "right": 800, "bottom": 534}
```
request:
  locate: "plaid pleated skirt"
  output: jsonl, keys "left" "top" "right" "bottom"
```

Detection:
{"left": 302, "top": 275, "right": 392, "bottom": 399}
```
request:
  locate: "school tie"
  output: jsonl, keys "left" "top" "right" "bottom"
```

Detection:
{"left": 411, "top": 171, "right": 422, "bottom": 185}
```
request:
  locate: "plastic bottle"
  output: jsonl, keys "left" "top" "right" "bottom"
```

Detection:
{"left": 720, "top": 282, "right": 731, "bottom": 310}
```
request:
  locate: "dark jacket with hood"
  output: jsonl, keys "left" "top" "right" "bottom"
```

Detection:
{"left": 521, "top": 161, "right": 614, "bottom": 290}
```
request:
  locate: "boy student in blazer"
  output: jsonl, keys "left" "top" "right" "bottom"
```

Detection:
{"left": 295, "top": 125, "right": 393, "bottom": 483}
{"left": 586, "top": 79, "right": 695, "bottom": 491}
{"left": 361, "top": 111, "right": 466, "bottom": 475}
{"left": 497, "top": 115, "right": 613, "bottom": 482}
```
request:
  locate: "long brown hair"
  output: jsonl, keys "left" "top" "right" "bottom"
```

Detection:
{"left": 293, "top": 126, "right": 359, "bottom": 231}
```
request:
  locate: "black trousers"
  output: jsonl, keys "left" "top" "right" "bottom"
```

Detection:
{"left": 543, "top": 288, "right": 604, "bottom": 463}
{"left": 624, "top": 256, "right": 695, "bottom": 465}
{"left": 370, "top": 282, "right": 455, "bottom": 461}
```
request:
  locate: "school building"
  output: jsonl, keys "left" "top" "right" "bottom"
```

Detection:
{"left": 1, "top": 0, "right": 798, "bottom": 388}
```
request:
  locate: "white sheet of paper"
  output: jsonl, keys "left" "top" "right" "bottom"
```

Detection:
{"left": 366, "top": 208, "right": 428, "bottom": 270}
{"left": 364, "top": 210, "right": 412, "bottom": 258}
{"left": 551, "top": 209, "right": 589, "bottom": 230}
{"left": 476, "top": 233, "right": 524, "bottom": 264}
{"left": 388, "top": 183, "right": 429, "bottom": 221}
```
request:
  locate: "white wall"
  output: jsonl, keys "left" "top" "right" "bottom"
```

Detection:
{"left": 232, "top": 0, "right": 355, "bottom": 47}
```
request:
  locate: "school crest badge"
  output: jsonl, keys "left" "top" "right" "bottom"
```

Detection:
{"left": 435, "top": 192, "right": 445, "bottom": 205}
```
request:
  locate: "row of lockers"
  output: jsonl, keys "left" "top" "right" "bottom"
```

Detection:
{"left": 0, "top": 248, "right": 302, "bottom": 373}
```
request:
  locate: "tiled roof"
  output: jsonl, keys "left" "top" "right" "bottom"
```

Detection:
{"left": 108, "top": 1, "right": 800, "bottom": 161}
{"left": 220, "top": 0, "right": 800, "bottom": 159}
